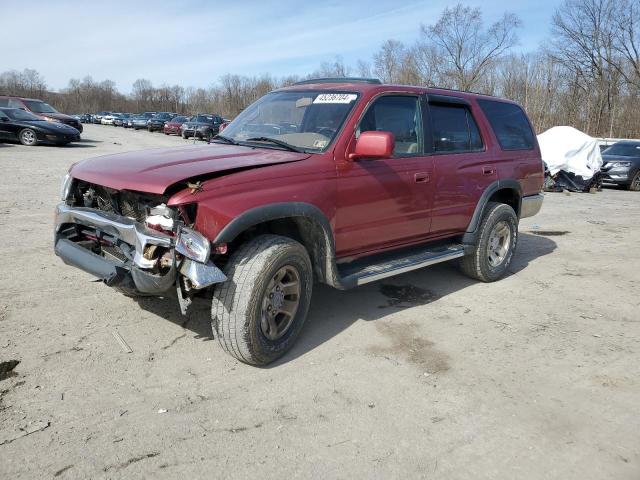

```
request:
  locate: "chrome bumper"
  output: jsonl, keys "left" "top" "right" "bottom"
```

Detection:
{"left": 520, "top": 194, "right": 544, "bottom": 219}
{"left": 54, "top": 203, "right": 226, "bottom": 293}
{"left": 55, "top": 203, "right": 172, "bottom": 269}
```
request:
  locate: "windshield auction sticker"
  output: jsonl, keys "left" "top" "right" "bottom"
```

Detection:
{"left": 313, "top": 93, "right": 358, "bottom": 104}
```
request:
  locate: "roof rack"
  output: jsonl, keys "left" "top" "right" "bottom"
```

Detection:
{"left": 293, "top": 77, "right": 382, "bottom": 86}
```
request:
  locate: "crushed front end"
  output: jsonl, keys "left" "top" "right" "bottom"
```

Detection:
{"left": 54, "top": 175, "right": 226, "bottom": 310}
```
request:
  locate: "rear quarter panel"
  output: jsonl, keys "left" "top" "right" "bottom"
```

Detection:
{"left": 474, "top": 99, "right": 544, "bottom": 197}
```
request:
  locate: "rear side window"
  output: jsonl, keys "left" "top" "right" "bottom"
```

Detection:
{"left": 429, "top": 104, "right": 483, "bottom": 153}
{"left": 478, "top": 100, "right": 534, "bottom": 150}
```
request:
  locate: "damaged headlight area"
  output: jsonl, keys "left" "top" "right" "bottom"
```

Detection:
{"left": 54, "top": 181, "right": 226, "bottom": 301}
{"left": 60, "top": 173, "right": 74, "bottom": 202}
{"left": 176, "top": 227, "right": 210, "bottom": 263}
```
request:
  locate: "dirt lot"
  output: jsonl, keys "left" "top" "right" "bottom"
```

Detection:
{"left": 0, "top": 124, "right": 638, "bottom": 479}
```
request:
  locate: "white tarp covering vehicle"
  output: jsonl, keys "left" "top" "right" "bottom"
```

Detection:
{"left": 537, "top": 126, "right": 603, "bottom": 179}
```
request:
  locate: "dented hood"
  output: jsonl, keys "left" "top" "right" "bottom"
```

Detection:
{"left": 70, "top": 144, "right": 310, "bottom": 194}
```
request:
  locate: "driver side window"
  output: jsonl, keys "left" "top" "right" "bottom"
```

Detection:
{"left": 358, "top": 95, "right": 423, "bottom": 156}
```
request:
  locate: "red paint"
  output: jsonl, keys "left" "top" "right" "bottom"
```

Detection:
{"left": 69, "top": 82, "right": 543, "bottom": 261}
{"left": 349, "top": 131, "right": 394, "bottom": 160}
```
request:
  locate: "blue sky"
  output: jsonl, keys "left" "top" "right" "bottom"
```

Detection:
{"left": 1, "top": 0, "right": 563, "bottom": 92}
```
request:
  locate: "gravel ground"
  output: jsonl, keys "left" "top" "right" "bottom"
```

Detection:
{"left": 0, "top": 125, "right": 639, "bottom": 479}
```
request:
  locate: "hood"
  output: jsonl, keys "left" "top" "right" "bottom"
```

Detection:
{"left": 602, "top": 154, "right": 640, "bottom": 164}
{"left": 70, "top": 143, "right": 310, "bottom": 194}
{"left": 185, "top": 121, "right": 213, "bottom": 126}
{"left": 38, "top": 112, "right": 76, "bottom": 122}
{"left": 13, "top": 119, "right": 78, "bottom": 133}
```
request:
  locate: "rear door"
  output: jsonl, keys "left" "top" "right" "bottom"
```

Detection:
{"left": 426, "top": 95, "right": 497, "bottom": 236}
{"left": 335, "top": 94, "right": 434, "bottom": 256}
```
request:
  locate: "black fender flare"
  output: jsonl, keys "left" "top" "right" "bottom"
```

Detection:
{"left": 214, "top": 202, "right": 343, "bottom": 288}
{"left": 462, "top": 179, "right": 522, "bottom": 245}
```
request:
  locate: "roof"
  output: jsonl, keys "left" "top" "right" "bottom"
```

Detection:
{"left": 277, "top": 78, "right": 511, "bottom": 103}
{"left": 0, "top": 95, "right": 43, "bottom": 102}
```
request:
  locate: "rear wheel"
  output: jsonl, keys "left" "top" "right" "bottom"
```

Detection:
{"left": 627, "top": 171, "right": 640, "bottom": 191}
{"left": 212, "top": 235, "right": 313, "bottom": 366}
{"left": 19, "top": 128, "right": 38, "bottom": 146}
{"left": 459, "top": 202, "right": 518, "bottom": 282}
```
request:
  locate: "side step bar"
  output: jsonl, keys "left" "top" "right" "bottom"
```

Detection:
{"left": 338, "top": 244, "right": 466, "bottom": 287}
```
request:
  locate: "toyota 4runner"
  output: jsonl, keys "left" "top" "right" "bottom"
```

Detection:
{"left": 54, "top": 78, "right": 544, "bottom": 365}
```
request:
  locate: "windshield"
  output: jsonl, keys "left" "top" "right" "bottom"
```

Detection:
{"left": 3, "top": 108, "right": 42, "bottom": 121}
{"left": 192, "top": 115, "right": 213, "bottom": 123}
{"left": 172, "top": 116, "right": 188, "bottom": 123}
{"left": 220, "top": 90, "right": 358, "bottom": 152}
{"left": 23, "top": 100, "right": 58, "bottom": 114}
{"left": 603, "top": 143, "right": 640, "bottom": 157}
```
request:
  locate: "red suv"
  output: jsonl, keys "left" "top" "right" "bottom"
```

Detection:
{"left": 0, "top": 96, "right": 83, "bottom": 133}
{"left": 54, "top": 78, "right": 543, "bottom": 365}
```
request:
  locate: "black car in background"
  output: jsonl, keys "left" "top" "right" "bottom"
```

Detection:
{"left": 80, "top": 114, "right": 94, "bottom": 123}
{"left": 147, "top": 112, "right": 176, "bottom": 132}
{"left": 114, "top": 113, "right": 132, "bottom": 126}
{"left": 601, "top": 140, "right": 640, "bottom": 191}
{"left": 181, "top": 114, "right": 224, "bottom": 140}
{"left": 0, "top": 96, "right": 83, "bottom": 134}
{"left": 0, "top": 108, "right": 81, "bottom": 146}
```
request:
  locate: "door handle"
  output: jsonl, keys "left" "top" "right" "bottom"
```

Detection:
{"left": 414, "top": 173, "right": 430, "bottom": 183}
{"left": 482, "top": 166, "right": 496, "bottom": 175}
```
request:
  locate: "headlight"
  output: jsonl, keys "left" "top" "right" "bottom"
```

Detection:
{"left": 60, "top": 173, "right": 73, "bottom": 201}
{"left": 44, "top": 116, "right": 61, "bottom": 123}
{"left": 176, "top": 227, "right": 210, "bottom": 263}
{"left": 610, "top": 161, "right": 632, "bottom": 168}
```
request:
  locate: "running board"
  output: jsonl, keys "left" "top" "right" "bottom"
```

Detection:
{"left": 338, "top": 244, "right": 466, "bottom": 287}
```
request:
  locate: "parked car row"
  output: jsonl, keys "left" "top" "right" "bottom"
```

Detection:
{"left": 83, "top": 110, "right": 227, "bottom": 141}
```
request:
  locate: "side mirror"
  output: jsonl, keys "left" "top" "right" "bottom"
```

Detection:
{"left": 349, "top": 131, "right": 394, "bottom": 160}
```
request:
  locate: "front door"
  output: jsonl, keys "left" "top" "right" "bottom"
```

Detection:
{"left": 334, "top": 94, "right": 434, "bottom": 257}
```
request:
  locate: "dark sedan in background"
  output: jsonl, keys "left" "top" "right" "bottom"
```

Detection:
{"left": 601, "top": 141, "right": 640, "bottom": 191}
{"left": 147, "top": 112, "right": 176, "bottom": 132}
{"left": 181, "top": 113, "right": 224, "bottom": 140}
{"left": 129, "top": 112, "right": 156, "bottom": 130}
{"left": 0, "top": 96, "right": 83, "bottom": 133}
{"left": 113, "top": 113, "right": 133, "bottom": 126}
{"left": 0, "top": 108, "right": 81, "bottom": 146}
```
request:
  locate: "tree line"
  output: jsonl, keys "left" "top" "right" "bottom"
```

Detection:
{"left": 1, "top": 0, "right": 639, "bottom": 138}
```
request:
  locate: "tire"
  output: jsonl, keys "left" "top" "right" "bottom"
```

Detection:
{"left": 212, "top": 234, "right": 313, "bottom": 366}
{"left": 627, "top": 171, "right": 640, "bottom": 191}
{"left": 459, "top": 202, "right": 518, "bottom": 282}
{"left": 19, "top": 128, "right": 38, "bottom": 146}
{"left": 182, "top": 132, "right": 188, "bottom": 139}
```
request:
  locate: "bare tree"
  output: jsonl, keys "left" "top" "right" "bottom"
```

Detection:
{"left": 421, "top": 4, "right": 521, "bottom": 91}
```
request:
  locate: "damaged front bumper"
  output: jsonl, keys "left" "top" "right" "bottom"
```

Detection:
{"left": 54, "top": 203, "right": 226, "bottom": 295}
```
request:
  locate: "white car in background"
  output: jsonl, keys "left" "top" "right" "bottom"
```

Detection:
{"left": 101, "top": 114, "right": 117, "bottom": 125}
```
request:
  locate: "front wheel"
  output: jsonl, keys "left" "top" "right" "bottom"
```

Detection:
{"left": 212, "top": 235, "right": 313, "bottom": 366}
{"left": 459, "top": 202, "right": 518, "bottom": 282}
{"left": 19, "top": 128, "right": 38, "bottom": 146}
{"left": 627, "top": 171, "right": 640, "bottom": 191}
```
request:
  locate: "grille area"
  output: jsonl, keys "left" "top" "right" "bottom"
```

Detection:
{"left": 72, "top": 181, "right": 168, "bottom": 225}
